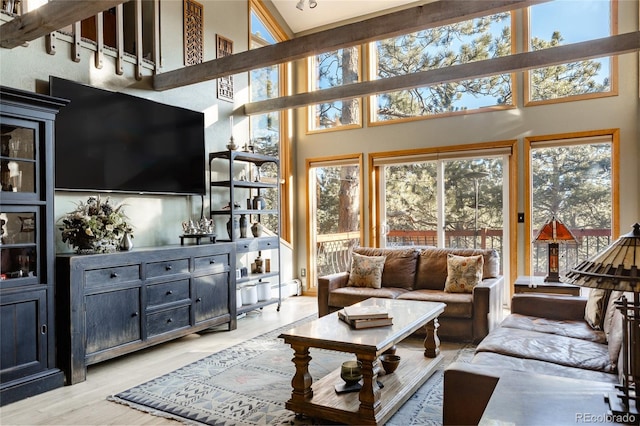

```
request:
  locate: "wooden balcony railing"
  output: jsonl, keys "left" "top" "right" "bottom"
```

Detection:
{"left": 314, "top": 228, "right": 612, "bottom": 286}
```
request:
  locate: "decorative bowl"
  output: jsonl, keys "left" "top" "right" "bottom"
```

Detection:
{"left": 340, "top": 360, "right": 363, "bottom": 385}
{"left": 380, "top": 354, "right": 401, "bottom": 374}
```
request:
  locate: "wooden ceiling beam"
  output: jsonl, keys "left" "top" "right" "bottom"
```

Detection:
{"left": 243, "top": 31, "right": 640, "bottom": 115}
{"left": 0, "top": 0, "right": 128, "bottom": 49}
{"left": 153, "top": 0, "right": 549, "bottom": 91}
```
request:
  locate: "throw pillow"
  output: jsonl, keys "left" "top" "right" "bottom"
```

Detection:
{"left": 584, "top": 288, "right": 610, "bottom": 330}
{"left": 444, "top": 254, "right": 484, "bottom": 293}
{"left": 347, "top": 253, "right": 386, "bottom": 289}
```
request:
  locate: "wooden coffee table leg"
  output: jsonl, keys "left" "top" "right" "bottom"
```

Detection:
{"left": 423, "top": 317, "right": 440, "bottom": 358}
{"left": 289, "top": 343, "right": 313, "bottom": 403}
{"left": 357, "top": 354, "right": 382, "bottom": 420}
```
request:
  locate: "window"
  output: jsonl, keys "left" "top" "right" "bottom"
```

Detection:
{"left": 307, "top": 155, "right": 363, "bottom": 291}
{"left": 249, "top": 0, "right": 289, "bottom": 240}
{"left": 524, "top": 0, "right": 617, "bottom": 104}
{"left": 369, "top": 12, "right": 514, "bottom": 123}
{"left": 372, "top": 143, "right": 514, "bottom": 280}
{"left": 307, "top": 47, "right": 362, "bottom": 132}
{"left": 525, "top": 131, "right": 619, "bottom": 278}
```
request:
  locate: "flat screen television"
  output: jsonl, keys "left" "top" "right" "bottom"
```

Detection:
{"left": 50, "top": 76, "right": 206, "bottom": 195}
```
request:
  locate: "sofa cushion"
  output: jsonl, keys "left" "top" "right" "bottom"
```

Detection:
{"left": 584, "top": 288, "right": 610, "bottom": 330}
{"left": 471, "top": 352, "right": 618, "bottom": 384}
{"left": 603, "top": 291, "right": 626, "bottom": 370}
{"left": 328, "top": 286, "right": 409, "bottom": 308}
{"left": 397, "top": 289, "right": 473, "bottom": 318}
{"left": 415, "top": 248, "right": 499, "bottom": 290}
{"left": 500, "top": 313, "right": 606, "bottom": 343}
{"left": 353, "top": 247, "right": 418, "bottom": 289}
{"left": 444, "top": 254, "right": 484, "bottom": 293}
{"left": 476, "top": 327, "right": 614, "bottom": 373}
{"left": 346, "top": 253, "right": 386, "bottom": 288}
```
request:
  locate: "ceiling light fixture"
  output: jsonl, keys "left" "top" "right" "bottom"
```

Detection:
{"left": 296, "top": 0, "right": 317, "bottom": 10}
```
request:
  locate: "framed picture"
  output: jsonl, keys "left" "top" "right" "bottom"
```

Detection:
{"left": 216, "top": 34, "right": 234, "bottom": 102}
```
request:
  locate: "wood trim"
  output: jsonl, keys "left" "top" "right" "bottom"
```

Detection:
{"left": 305, "top": 154, "right": 364, "bottom": 289}
{"left": 244, "top": 31, "right": 640, "bottom": 115}
{"left": 94, "top": 12, "right": 104, "bottom": 69}
{"left": 72, "top": 21, "right": 81, "bottom": 62}
{"left": 523, "top": 129, "right": 620, "bottom": 275}
{"left": 0, "top": 0, "right": 126, "bottom": 48}
{"left": 523, "top": 0, "right": 619, "bottom": 107}
{"left": 115, "top": 4, "right": 124, "bottom": 75}
{"left": 154, "top": 0, "right": 548, "bottom": 90}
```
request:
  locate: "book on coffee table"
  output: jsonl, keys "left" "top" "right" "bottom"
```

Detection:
{"left": 342, "top": 305, "right": 389, "bottom": 320}
{"left": 338, "top": 309, "right": 393, "bottom": 329}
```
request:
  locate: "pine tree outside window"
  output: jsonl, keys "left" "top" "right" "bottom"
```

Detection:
{"left": 525, "top": 0, "right": 617, "bottom": 105}
{"left": 369, "top": 12, "right": 514, "bottom": 123}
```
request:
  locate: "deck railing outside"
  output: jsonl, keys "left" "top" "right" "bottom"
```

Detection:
{"left": 314, "top": 228, "right": 611, "bottom": 287}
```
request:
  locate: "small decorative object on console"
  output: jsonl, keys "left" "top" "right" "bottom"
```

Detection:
{"left": 59, "top": 195, "right": 133, "bottom": 254}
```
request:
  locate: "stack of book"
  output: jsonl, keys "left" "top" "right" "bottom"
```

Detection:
{"left": 338, "top": 305, "right": 393, "bottom": 329}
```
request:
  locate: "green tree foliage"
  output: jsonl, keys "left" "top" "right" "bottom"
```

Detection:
{"left": 375, "top": 13, "right": 512, "bottom": 119}
{"left": 530, "top": 32, "right": 609, "bottom": 101}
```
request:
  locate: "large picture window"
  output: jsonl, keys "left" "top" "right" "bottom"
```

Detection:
{"left": 369, "top": 12, "right": 514, "bottom": 123}
{"left": 525, "top": 131, "right": 619, "bottom": 279}
{"left": 524, "top": 0, "right": 617, "bottom": 105}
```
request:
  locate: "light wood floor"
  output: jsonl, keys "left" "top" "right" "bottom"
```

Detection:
{"left": 1, "top": 295, "right": 318, "bottom": 425}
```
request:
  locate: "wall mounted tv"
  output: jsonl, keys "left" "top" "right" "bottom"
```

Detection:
{"left": 50, "top": 76, "right": 206, "bottom": 195}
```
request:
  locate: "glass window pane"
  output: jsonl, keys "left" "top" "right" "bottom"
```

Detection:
{"left": 530, "top": 142, "right": 613, "bottom": 278}
{"left": 444, "top": 159, "right": 503, "bottom": 253}
{"left": 384, "top": 162, "right": 438, "bottom": 246}
{"left": 372, "top": 12, "right": 513, "bottom": 121}
{"left": 314, "top": 164, "right": 360, "bottom": 276}
{"left": 527, "top": 0, "right": 613, "bottom": 102}
{"left": 309, "top": 47, "right": 361, "bottom": 131}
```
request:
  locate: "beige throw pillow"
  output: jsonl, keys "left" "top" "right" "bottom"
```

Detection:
{"left": 347, "top": 253, "right": 386, "bottom": 289}
{"left": 584, "top": 288, "right": 610, "bottom": 330}
{"left": 444, "top": 254, "right": 484, "bottom": 293}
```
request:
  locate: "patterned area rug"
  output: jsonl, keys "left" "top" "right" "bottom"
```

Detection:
{"left": 109, "top": 315, "right": 475, "bottom": 426}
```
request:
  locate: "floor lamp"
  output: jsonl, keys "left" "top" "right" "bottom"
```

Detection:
{"left": 565, "top": 223, "right": 640, "bottom": 420}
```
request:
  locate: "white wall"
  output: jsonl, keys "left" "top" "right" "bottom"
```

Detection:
{"left": 290, "top": 2, "right": 640, "bottom": 291}
{"left": 0, "top": 0, "right": 250, "bottom": 252}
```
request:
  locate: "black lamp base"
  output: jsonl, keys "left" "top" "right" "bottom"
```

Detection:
{"left": 604, "top": 390, "right": 639, "bottom": 424}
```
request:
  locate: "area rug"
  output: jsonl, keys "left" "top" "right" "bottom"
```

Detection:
{"left": 109, "top": 315, "right": 475, "bottom": 426}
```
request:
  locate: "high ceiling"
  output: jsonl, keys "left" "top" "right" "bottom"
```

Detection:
{"left": 271, "top": 0, "right": 431, "bottom": 34}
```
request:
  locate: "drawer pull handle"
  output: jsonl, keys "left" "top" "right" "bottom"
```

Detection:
{"left": 243, "top": 245, "right": 249, "bottom": 249}
{"left": 132, "top": 312, "right": 139, "bottom": 317}
{"left": 167, "top": 318, "right": 173, "bottom": 323}
{"left": 166, "top": 265, "right": 173, "bottom": 271}
{"left": 196, "top": 297, "right": 202, "bottom": 302}
{"left": 166, "top": 290, "right": 173, "bottom": 295}
{"left": 111, "top": 272, "right": 119, "bottom": 278}
{"left": 41, "top": 324, "right": 47, "bottom": 335}
{"left": 209, "top": 260, "right": 216, "bottom": 264}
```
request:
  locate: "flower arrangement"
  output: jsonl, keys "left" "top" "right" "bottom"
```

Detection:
{"left": 59, "top": 196, "right": 133, "bottom": 254}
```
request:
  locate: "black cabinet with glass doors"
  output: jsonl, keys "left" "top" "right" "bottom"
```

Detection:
{"left": 0, "top": 86, "right": 68, "bottom": 405}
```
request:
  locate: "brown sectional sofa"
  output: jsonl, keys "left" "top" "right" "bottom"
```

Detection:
{"left": 443, "top": 292, "right": 625, "bottom": 425}
{"left": 317, "top": 246, "right": 504, "bottom": 342}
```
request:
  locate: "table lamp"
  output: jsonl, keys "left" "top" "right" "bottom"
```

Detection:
{"left": 565, "top": 222, "right": 640, "bottom": 419}
{"left": 533, "top": 215, "right": 578, "bottom": 282}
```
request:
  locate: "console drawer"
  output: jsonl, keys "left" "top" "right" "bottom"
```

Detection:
{"left": 85, "top": 265, "right": 141, "bottom": 287}
{"left": 146, "top": 259, "right": 189, "bottom": 279}
{"left": 146, "top": 306, "right": 190, "bottom": 337}
{"left": 146, "top": 279, "right": 190, "bottom": 307}
{"left": 194, "top": 254, "right": 229, "bottom": 273}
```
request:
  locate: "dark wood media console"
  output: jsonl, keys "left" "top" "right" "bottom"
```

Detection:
{"left": 55, "top": 244, "right": 236, "bottom": 384}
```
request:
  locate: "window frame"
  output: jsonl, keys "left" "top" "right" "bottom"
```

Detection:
{"left": 523, "top": 0, "right": 619, "bottom": 106}
{"left": 523, "top": 129, "right": 620, "bottom": 277}
{"left": 367, "top": 11, "right": 517, "bottom": 126}
{"left": 306, "top": 46, "right": 364, "bottom": 134}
